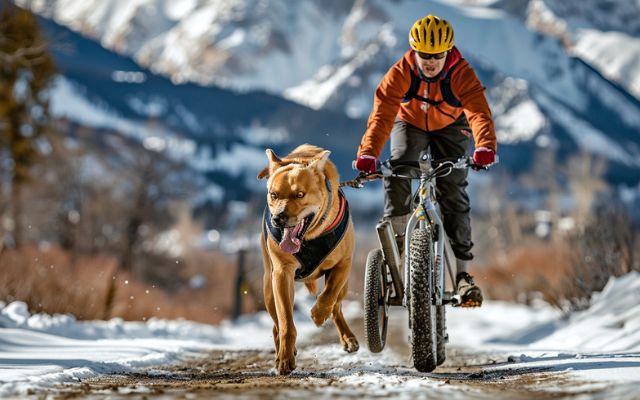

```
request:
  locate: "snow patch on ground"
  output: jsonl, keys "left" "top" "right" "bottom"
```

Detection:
{"left": 1, "top": 273, "right": 639, "bottom": 395}
{"left": 0, "top": 288, "right": 319, "bottom": 395}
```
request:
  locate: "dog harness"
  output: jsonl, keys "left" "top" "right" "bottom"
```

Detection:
{"left": 264, "top": 181, "right": 350, "bottom": 281}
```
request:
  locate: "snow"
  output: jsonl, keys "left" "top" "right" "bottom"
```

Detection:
{"left": 526, "top": 0, "right": 640, "bottom": 101}
{"left": 447, "top": 272, "right": 640, "bottom": 388}
{"left": 1, "top": 272, "right": 639, "bottom": 396}
{"left": 18, "top": 0, "right": 640, "bottom": 169}
{"left": 49, "top": 76, "right": 198, "bottom": 162}
{"left": 209, "top": 144, "right": 268, "bottom": 179}
{"left": 0, "top": 290, "right": 319, "bottom": 395}
{"left": 50, "top": 75, "right": 283, "bottom": 203}
{"left": 163, "top": 0, "right": 198, "bottom": 21}
{"left": 494, "top": 100, "right": 546, "bottom": 144}
{"left": 534, "top": 90, "right": 637, "bottom": 166}
{"left": 572, "top": 30, "right": 640, "bottom": 99}
{"left": 284, "top": 40, "right": 383, "bottom": 110}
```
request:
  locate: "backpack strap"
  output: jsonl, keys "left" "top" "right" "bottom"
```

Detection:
{"left": 402, "top": 63, "right": 462, "bottom": 108}
{"left": 440, "top": 64, "right": 462, "bottom": 107}
{"left": 402, "top": 70, "right": 441, "bottom": 105}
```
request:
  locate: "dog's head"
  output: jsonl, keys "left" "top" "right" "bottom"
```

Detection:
{"left": 258, "top": 148, "right": 331, "bottom": 254}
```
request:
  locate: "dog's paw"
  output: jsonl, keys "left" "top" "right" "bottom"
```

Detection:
{"left": 275, "top": 347, "right": 295, "bottom": 362}
{"left": 342, "top": 336, "right": 359, "bottom": 353}
{"left": 310, "top": 303, "right": 332, "bottom": 327}
{"left": 275, "top": 353, "right": 296, "bottom": 375}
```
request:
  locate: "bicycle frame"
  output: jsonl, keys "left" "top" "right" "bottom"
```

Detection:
{"left": 353, "top": 152, "right": 497, "bottom": 366}
{"left": 402, "top": 172, "right": 455, "bottom": 308}
{"left": 381, "top": 153, "right": 470, "bottom": 309}
{"left": 346, "top": 154, "right": 487, "bottom": 309}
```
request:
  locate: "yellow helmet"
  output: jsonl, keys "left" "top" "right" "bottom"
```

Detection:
{"left": 408, "top": 15, "right": 454, "bottom": 54}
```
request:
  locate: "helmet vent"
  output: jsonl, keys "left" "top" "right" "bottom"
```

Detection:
{"left": 409, "top": 14, "right": 454, "bottom": 53}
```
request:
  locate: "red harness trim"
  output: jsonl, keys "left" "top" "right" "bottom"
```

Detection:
{"left": 323, "top": 192, "right": 346, "bottom": 233}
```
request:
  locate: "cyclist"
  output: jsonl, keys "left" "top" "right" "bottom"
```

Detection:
{"left": 354, "top": 14, "right": 497, "bottom": 307}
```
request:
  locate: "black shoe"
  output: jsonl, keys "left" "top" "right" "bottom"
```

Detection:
{"left": 456, "top": 272, "right": 483, "bottom": 308}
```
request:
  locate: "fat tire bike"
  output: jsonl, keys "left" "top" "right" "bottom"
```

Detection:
{"left": 343, "top": 152, "right": 495, "bottom": 372}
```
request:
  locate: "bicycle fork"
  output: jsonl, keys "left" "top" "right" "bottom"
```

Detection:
{"left": 402, "top": 200, "right": 459, "bottom": 307}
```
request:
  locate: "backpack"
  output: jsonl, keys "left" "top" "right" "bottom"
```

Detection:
{"left": 402, "top": 63, "right": 462, "bottom": 108}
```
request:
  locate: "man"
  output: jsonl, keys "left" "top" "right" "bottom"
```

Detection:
{"left": 354, "top": 14, "right": 497, "bottom": 307}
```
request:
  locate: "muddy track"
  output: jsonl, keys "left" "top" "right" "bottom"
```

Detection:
{"left": 53, "top": 316, "right": 601, "bottom": 399}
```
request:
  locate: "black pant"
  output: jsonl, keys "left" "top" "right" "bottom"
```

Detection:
{"left": 384, "top": 116, "right": 474, "bottom": 260}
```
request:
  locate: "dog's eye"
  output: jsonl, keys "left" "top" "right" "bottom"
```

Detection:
{"left": 270, "top": 192, "right": 278, "bottom": 200}
{"left": 296, "top": 191, "right": 305, "bottom": 198}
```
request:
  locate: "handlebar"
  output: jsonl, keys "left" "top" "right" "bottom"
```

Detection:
{"left": 342, "top": 155, "right": 498, "bottom": 188}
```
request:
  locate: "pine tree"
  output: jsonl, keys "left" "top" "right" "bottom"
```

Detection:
{"left": 0, "top": 4, "right": 56, "bottom": 248}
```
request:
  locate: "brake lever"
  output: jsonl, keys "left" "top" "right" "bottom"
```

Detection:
{"left": 470, "top": 164, "right": 489, "bottom": 171}
{"left": 465, "top": 154, "right": 500, "bottom": 171}
{"left": 379, "top": 160, "right": 394, "bottom": 176}
{"left": 360, "top": 172, "right": 384, "bottom": 181}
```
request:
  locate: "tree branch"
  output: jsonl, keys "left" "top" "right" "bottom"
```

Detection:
{"left": 0, "top": 42, "right": 48, "bottom": 66}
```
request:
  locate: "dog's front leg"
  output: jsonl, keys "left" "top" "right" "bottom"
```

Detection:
{"left": 261, "top": 238, "right": 280, "bottom": 358}
{"left": 310, "top": 266, "right": 349, "bottom": 326}
{"left": 272, "top": 266, "right": 297, "bottom": 375}
{"left": 263, "top": 267, "right": 279, "bottom": 357}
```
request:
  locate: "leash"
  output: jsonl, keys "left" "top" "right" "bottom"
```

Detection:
{"left": 339, "top": 173, "right": 383, "bottom": 189}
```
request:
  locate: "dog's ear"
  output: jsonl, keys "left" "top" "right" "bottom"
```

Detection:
{"left": 257, "top": 149, "right": 284, "bottom": 180}
{"left": 256, "top": 166, "right": 269, "bottom": 180}
{"left": 307, "top": 150, "right": 331, "bottom": 172}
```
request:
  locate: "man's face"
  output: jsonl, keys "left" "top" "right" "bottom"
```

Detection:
{"left": 415, "top": 51, "right": 448, "bottom": 78}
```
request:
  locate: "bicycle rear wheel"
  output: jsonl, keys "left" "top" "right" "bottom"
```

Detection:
{"left": 409, "top": 228, "right": 438, "bottom": 372}
{"left": 364, "top": 248, "right": 388, "bottom": 353}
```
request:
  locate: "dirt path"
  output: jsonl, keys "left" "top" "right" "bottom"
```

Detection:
{"left": 50, "top": 313, "right": 611, "bottom": 400}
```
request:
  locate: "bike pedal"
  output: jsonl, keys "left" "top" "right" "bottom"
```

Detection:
{"left": 459, "top": 300, "right": 482, "bottom": 308}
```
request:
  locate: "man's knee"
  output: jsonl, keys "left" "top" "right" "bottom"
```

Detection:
{"left": 439, "top": 189, "right": 470, "bottom": 215}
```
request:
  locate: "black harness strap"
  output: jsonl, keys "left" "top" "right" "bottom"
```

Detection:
{"left": 264, "top": 188, "right": 350, "bottom": 281}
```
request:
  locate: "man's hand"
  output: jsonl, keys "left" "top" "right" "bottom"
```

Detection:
{"left": 472, "top": 147, "right": 495, "bottom": 167}
{"left": 354, "top": 155, "right": 379, "bottom": 173}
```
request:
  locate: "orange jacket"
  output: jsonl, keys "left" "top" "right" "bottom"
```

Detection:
{"left": 358, "top": 47, "right": 497, "bottom": 158}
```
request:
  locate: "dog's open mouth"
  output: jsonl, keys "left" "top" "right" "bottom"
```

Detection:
{"left": 279, "top": 214, "right": 314, "bottom": 254}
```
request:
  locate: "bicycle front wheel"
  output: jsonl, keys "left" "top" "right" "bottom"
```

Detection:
{"left": 409, "top": 228, "right": 438, "bottom": 372}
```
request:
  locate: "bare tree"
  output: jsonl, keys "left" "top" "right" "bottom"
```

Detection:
{"left": 0, "top": 5, "right": 56, "bottom": 248}
{"left": 565, "top": 152, "right": 609, "bottom": 231}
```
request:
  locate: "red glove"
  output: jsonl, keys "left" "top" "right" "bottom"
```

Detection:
{"left": 354, "top": 155, "right": 378, "bottom": 173}
{"left": 473, "top": 147, "right": 495, "bottom": 167}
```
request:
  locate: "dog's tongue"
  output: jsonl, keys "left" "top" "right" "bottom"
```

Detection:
{"left": 279, "top": 221, "right": 304, "bottom": 254}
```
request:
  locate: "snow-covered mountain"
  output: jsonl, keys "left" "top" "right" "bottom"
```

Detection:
{"left": 525, "top": 0, "right": 640, "bottom": 99}
{"left": 17, "top": 0, "right": 640, "bottom": 179}
{"left": 19, "top": 0, "right": 640, "bottom": 101}
{"left": 36, "top": 16, "right": 366, "bottom": 205}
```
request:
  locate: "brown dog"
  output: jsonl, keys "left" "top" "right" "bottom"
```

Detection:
{"left": 258, "top": 144, "right": 359, "bottom": 375}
